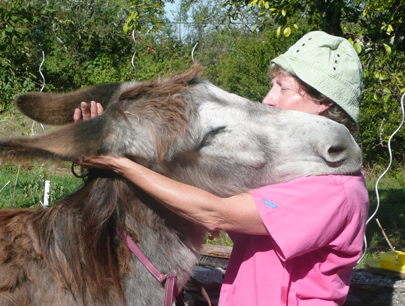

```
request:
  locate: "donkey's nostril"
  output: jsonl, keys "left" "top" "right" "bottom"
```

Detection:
{"left": 328, "top": 145, "right": 345, "bottom": 156}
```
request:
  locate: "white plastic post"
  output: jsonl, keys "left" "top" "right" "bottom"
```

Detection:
{"left": 0, "top": 181, "right": 11, "bottom": 194}
{"left": 43, "top": 180, "right": 50, "bottom": 207}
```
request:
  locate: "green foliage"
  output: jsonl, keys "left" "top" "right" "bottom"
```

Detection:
{"left": 0, "top": 0, "right": 53, "bottom": 111}
{"left": 124, "top": 0, "right": 173, "bottom": 33}
{"left": 204, "top": 231, "right": 233, "bottom": 247}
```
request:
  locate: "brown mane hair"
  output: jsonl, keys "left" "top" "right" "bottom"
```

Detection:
{"left": 119, "top": 64, "right": 205, "bottom": 160}
{"left": 0, "top": 171, "right": 134, "bottom": 305}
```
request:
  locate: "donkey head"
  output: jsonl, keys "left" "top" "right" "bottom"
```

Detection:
{"left": 1, "top": 65, "right": 362, "bottom": 196}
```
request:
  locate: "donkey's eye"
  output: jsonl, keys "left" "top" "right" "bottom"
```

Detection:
{"left": 198, "top": 126, "right": 226, "bottom": 149}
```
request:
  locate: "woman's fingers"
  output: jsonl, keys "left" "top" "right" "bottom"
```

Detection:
{"left": 73, "top": 108, "right": 82, "bottom": 122}
{"left": 81, "top": 102, "right": 92, "bottom": 120}
{"left": 73, "top": 101, "right": 104, "bottom": 122}
{"left": 96, "top": 102, "right": 104, "bottom": 115}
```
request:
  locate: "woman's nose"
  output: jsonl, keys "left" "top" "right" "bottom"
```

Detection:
{"left": 262, "top": 91, "right": 277, "bottom": 107}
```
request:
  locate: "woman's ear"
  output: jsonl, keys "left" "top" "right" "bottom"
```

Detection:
{"left": 319, "top": 102, "right": 333, "bottom": 114}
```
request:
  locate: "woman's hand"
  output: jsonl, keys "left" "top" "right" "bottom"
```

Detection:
{"left": 77, "top": 155, "right": 132, "bottom": 175}
{"left": 73, "top": 101, "right": 104, "bottom": 122}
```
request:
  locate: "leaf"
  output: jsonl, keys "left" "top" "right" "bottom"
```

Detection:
{"left": 258, "top": 12, "right": 267, "bottom": 18}
{"left": 374, "top": 71, "right": 388, "bottom": 80}
{"left": 354, "top": 42, "right": 362, "bottom": 54}
{"left": 387, "top": 24, "right": 394, "bottom": 35}
{"left": 373, "top": 93, "right": 378, "bottom": 100}
{"left": 400, "top": 88, "right": 405, "bottom": 94}
{"left": 282, "top": 9, "right": 286, "bottom": 16}
{"left": 248, "top": 0, "right": 258, "bottom": 7}
{"left": 264, "top": 2, "right": 269, "bottom": 9}
{"left": 283, "top": 27, "right": 291, "bottom": 37}
{"left": 383, "top": 94, "right": 391, "bottom": 102}
{"left": 383, "top": 43, "right": 392, "bottom": 55}
{"left": 383, "top": 88, "right": 391, "bottom": 94}
{"left": 293, "top": 24, "right": 298, "bottom": 29}
{"left": 276, "top": 26, "right": 281, "bottom": 38}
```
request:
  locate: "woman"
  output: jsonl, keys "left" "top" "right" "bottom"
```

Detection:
{"left": 75, "top": 31, "right": 369, "bottom": 306}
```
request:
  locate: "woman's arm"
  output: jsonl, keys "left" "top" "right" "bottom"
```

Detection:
{"left": 79, "top": 155, "right": 268, "bottom": 235}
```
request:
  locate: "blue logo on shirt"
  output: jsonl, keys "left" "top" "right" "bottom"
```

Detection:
{"left": 264, "top": 198, "right": 278, "bottom": 208}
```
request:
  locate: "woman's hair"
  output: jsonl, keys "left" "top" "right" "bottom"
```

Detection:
{"left": 269, "top": 63, "right": 357, "bottom": 135}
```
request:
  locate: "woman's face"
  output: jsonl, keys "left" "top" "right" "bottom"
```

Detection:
{"left": 262, "top": 73, "right": 321, "bottom": 115}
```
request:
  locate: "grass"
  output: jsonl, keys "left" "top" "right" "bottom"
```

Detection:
{"left": 358, "top": 166, "right": 405, "bottom": 267}
{"left": 0, "top": 162, "right": 83, "bottom": 209}
{"left": 1, "top": 108, "right": 405, "bottom": 262}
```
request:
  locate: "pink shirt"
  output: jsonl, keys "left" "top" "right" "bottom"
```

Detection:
{"left": 218, "top": 174, "right": 369, "bottom": 306}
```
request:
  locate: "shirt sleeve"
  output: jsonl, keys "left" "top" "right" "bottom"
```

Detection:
{"left": 250, "top": 175, "right": 351, "bottom": 260}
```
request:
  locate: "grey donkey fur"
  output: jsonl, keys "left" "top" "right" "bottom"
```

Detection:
{"left": 0, "top": 65, "right": 362, "bottom": 305}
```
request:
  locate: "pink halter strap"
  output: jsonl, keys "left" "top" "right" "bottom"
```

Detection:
{"left": 115, "top": 226, "right": 180, "bottom": 306}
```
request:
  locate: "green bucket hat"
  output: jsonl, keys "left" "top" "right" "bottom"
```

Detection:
{"left": 271, "top": 31, "right": 363, "bottom": 123}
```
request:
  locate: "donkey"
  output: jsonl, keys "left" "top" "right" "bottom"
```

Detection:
{"left": 0, "top": 65, "right": 362, "bottom": 306}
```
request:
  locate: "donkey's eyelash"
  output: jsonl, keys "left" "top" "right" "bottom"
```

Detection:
{"left": 198, "top": 126, "right": 227, "bottom": 150}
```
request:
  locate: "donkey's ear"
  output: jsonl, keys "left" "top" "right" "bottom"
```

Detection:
{"left": 0, "top": 115, "right": 114, "bottom": 164}
{"left": 14, "top": 83, "right": 122, "bottom": 125}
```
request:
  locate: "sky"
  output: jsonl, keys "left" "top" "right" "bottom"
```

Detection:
{"left": 164, "top": 0, "right": 181, "bottom": 21}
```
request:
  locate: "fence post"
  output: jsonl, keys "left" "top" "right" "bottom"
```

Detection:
{"left": 43, "top": 180, "right": 50, "bottom": 207}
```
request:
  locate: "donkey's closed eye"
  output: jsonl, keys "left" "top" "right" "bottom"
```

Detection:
{"left": 198, "top": 126, "right": 227, "bottom": 150}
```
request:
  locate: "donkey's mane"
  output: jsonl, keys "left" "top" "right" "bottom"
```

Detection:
{"left": 119, "top": 64, "right": 205, "bottom": 160}
{"left": 0, "top": 171, "right": 137, "bottom": 305}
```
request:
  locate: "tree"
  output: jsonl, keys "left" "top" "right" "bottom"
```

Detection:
{"left": 124, "top": 0, "right": 174, "bottom": 33}
{"left": 0, "top": 0, "right": 55, "bottom": 111}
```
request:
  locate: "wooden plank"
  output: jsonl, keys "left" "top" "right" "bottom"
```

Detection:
{"left": 200, "top": 244, "right": 232, "bottom": 259}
